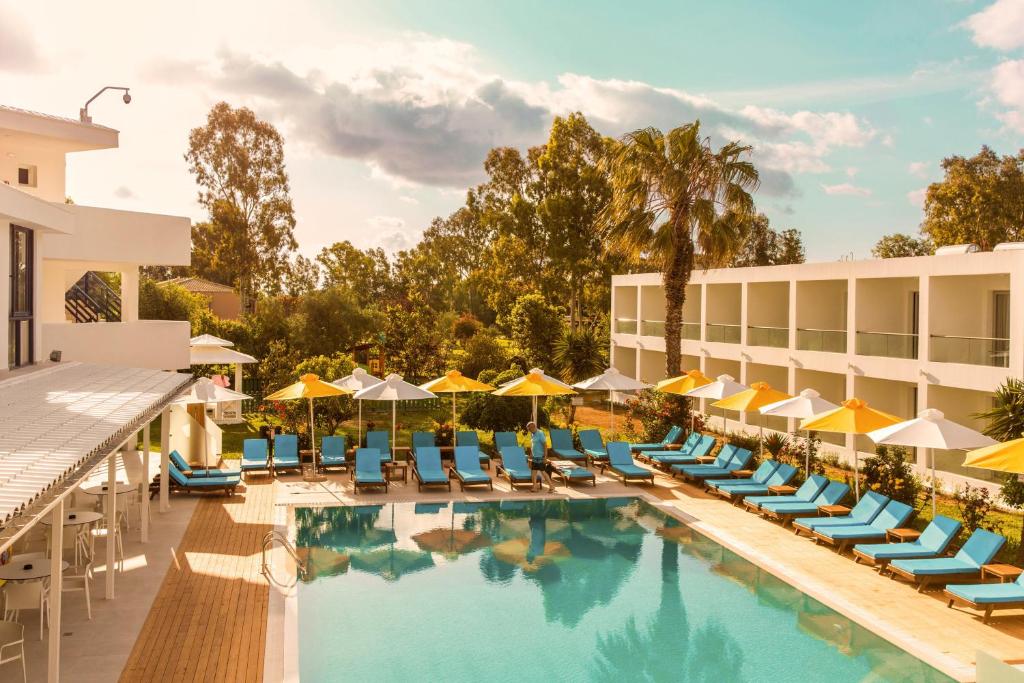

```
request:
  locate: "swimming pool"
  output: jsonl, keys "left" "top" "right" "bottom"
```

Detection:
{"left": 293, "top": 497, "right": 954, "bottom": 682}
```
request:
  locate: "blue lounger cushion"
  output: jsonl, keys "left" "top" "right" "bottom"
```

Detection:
{"left": 720, "top": 464, "right": 798, "bottom": 496}
{"left": 550, "top": 429, "right": 587, "bottom": 461}
{"left": 578, "top": 430, "right": 607, "bottom": 460}
{"left": 413, "top": 447, "right": 449, "bottom": 484}
{"left": 945, "top": 577, "right": 1024, "bottom": 605}
{"left": 273, "top": 434, "right": 301, "bottom": 469}
{"left": 890, "top": 529, "right": 1006, "bottom": 576}
{"left": 365, "top": 431, "right": 393, "bottom": 463}
{"left": 240, "top": 439, "right": 270, "bottom": 472}
{"left": 321, "top": 436, "right": 347, "bottom": 466}
{"left": 742, "top": 475, "right": 829, "bottom": 507}
{"left": 706, "top": 459, "right": 779, "bottom": 490}
{"left": 853, "top": 516, "right": 961, "bottom": 561}
{"left": 648, "top": 436, "right": 717, "bottom": 464}
{"left": 169, "top": 464, "right": 239, "bottom": 487}
{"left": 494, "top": 432, "right": 519, "bottom": 452}
{"left": 453, "top": 446, "right": 491, "bottom": 483}
{"left": 792, "top": 490, "right": 889, "bottom": 530}
{"left": 498, "top": 446, "right": 533, "bottom": 482}
{"left": 412, "top": 431, "right": 435, "bottom": 455}
{"left": 816, "top": 500, "right": 914, "bottom": 540}
{"left": 354, "top": 448, "right": 385, "bottom": 484}
{"left": 607, "top": 443, "right": 654, "bottom": 481}
{"left": 760, "top": 482, "right": 851, "bottom": 514}
{"left": 630, "top": 425, "right": 684, "bottom": 451}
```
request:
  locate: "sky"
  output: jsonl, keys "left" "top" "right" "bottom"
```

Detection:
{"left": 1, "top": 0, "right": 1023, "bottom": 262}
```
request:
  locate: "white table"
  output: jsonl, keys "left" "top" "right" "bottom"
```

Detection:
{"left": 0, "top": 559, "right": 69, "bottom": 582}
{"left": 41, "top": 510, "right": 104, "bottom": 528}
{"left": 81, "top": 483, "right": 137, "bottom": 497}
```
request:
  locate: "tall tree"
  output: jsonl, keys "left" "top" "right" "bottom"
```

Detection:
{"left": 871, "top": 233, "right": 934, "bottom": 258}
{"left": 603, "top": 122, "right": 758, "bottom": 375}
{"left": 185, "top": 102, "right": 297, "bottom": 310}
{"left": 316, "top": 240, "right": 393, "bottom": 306}
{"left": 729, "top": 213, "right": 805, "bottom": 267}
{"left": 921, "top": 146, "right": 1024, "bottom": 250}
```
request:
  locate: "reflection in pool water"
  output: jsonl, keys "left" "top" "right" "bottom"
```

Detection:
{"left": 294, "top": 498, "right": 954, "bottom": 682}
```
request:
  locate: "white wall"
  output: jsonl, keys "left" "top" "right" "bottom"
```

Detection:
{"left": 747, "top": 282, "right": 789, "bottom": 327}
{"left": 0, "top": 141, "right": 66, "bottom": 202}
{"left": 929, "top": 273, "right": 1009, "bottom": 337}
{"left": 706, "top": 283, "right": 741, "bottom": 324}
{"left": 795, "top": 279, "right": 847, "bottom": 330}
{"left": 42, "top": 320, "right": 191, "bottom": 370}
{"left": 856, "top": 277, "right": 918, "bottom": 333}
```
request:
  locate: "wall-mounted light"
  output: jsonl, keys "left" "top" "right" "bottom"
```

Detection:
{"left": 79, "top": 86, "right": 131, "bottom": 123}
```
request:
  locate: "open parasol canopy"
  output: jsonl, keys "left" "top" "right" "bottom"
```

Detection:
{"left": 266, "top": 374, "right": 351, "bottom": 474}
{"left": 419, "top": 370, "right": 495, "bottom": 443}
{"left": 331, "top": 368, "right": 382, "bottom": 445}
{"left": 573, "top": 367, "right": 650, "bottom": 435}
{"left": 492, "top": 368, "right": 576, "bottom": 424}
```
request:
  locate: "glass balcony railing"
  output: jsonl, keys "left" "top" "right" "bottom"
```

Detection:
{"left": 705, "top": 323, "right": 741, "bottom": 344}
{"left": 747, "top": 325, "right": 789, "bottom": 348}
{"left": 796, "top": 328, "right": 847, "bottom": 353}
{"left": 855, "top": 331, "right": 918, "bottom": 359}
{"left": 682, "top": 322, "right": 701, "bottom": 341}
{"left": 614, "top": 318, "right": 637, "bottom": 334}
{"left": 640, "top": 320, "right": 665, "bottom": 337}
{"left": 929, "top": 335, "right": 1010, "bottom": 368}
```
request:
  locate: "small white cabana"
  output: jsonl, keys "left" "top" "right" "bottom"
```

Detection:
{"left": 189, "top": 335, "right": 257, "bottom": 424}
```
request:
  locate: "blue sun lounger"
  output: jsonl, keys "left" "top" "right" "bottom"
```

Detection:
{"left": 672, "top": 448, "right": 753, "bottom": 482}
{"left": 603, "top": 442, "right": 655, "bottom": 486}
{"left": 365, "top": 431, "right": 393, "bottom": 464}
{"left": 741, "top": 474, "right": 828, "bottom": 510}
{"left": 239, "top": 439, "right": 271, "bottom": 476}
{"left": 273, "top": 434, "right": 302, "bottom": 473}
{"left": 457, "top": 430, "right": 491, "bottom": 468}
{"left": 757, "top": 481, "right": 851, "bottom": 525}
{"left": 629, "top": 425, "right": 684, "bottom": 453}
{"left": 494, "top": 431, "right": 518, "bottom": 455}
{"left": 168, "top": 462, "right": 240, "bottom": 495}
{"left": 321, "top": 436, "right": 348, "bottom": 470}
{"left": 852, "top": 515, "right": 962, "bottom": 569}
{"left": 637, "top": 431, "right": 702, "bottom": 463}
{"left": 792, "top": 490, "right": 889, "bottom": 537}
{"left": 945, "top": 571, "right": 1024, "bottom": 623}
{"left": 812, "top": 499, "right": 915, "bottom": 553}
{"left": 411, "top": 446, "right": 451, "bottom": 492}
{"left": 712, "top": 463, "right": 797, "bottom": 503}
{"left": 170, "top": 449, "right": 232, "bottom": 478}
{"left": 549, "top": 429, "right": 587, "bottom": 464}
{"left": 578, "top": 429, "right": 608, "bottom": 465}
{"left": 450, "top": 445, "right": 493, "bottom": 491}
{"left": 704, "top": 456, "right": 777, "bottom": 491}
{"left": 411, "top": 431, "right": 435, "bottom": 461}
{"left": 495, "top": 446, "right": 534, "bottom": 489}
{"left": 889, "top": 528, "right": 1007, "bottom": 592}
{"left": 352, "top": 448, "right": 387, "bottom": 493}
{"left": 647, "top": 435, "right": 717, "bottom": 469}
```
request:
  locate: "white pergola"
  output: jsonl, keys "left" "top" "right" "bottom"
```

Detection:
{"left": 0, "top": 362, "right": 193, "bottom": 682}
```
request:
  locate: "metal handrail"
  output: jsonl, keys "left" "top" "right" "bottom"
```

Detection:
{"left": 261, "top": 530, "right": 307, "bottom": 586}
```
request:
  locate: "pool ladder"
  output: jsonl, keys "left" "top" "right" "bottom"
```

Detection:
{"left": 261, "top": 530, "right": 307, "bottom": 587}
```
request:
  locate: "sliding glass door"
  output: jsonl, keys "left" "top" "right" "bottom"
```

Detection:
{"left": 9, "top": 224, "right": 34, "bottom": 368}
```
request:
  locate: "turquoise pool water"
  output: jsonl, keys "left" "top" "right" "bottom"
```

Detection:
{"left": 294, "top": 498, "right": 955, "bottom": 682}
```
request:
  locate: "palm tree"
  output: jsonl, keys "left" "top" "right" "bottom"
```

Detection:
{"left": 603, "top": 122, "right": 759, "bottom": 376}
{"left": 553, "top": 325, "right": 608, "bottom": 424}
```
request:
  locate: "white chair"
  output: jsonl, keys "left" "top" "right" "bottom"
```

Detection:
{"left": 2, "top": 580, "right": 48, "bottom": 640}
{"left": 90, "top": 520, "right": 124, "bottom": 573}
{"left": 0, "top": 620, "right": 26, "bottom": 683}
{"left": 62, "top": 563, "right": 93, "bottom": 620}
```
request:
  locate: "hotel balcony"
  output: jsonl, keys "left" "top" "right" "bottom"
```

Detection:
{"left": 706, "top": 323, "right": 741, "bottom": 344}
{"left": 746, "top": 281, "right": 789, "bottom": 348}
{"left": 928, "top": 273, "right": 1011, "bottom": 368}
{"left": 855, "top": 276, "right": 919, "bottom": 360}
{"left": 795, "top": 279, "right": 847, "bottom": 353}
{"left": 706, "top": 282, "right": 741, "bottom": 344}
{"left": 613, "top": 284, "right": 638, "bottom": 335}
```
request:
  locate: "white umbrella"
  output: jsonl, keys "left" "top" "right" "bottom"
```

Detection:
{"left": 573, "top": 368, "right": 651, "bottom": 435}
{"left": 354, "top": 374, "right": 437, "bottom": 458}
{"left": 174, "top": 376, "right": 251, "bottom": 405}
{"left": 760, "top": 389, "right": 839, "bottom": 473}
{"left": 682, "top": 374, "right": 745, "bottom": 433}
{"left": 332, "top": 368, "right": 383, "bottom": 445}
{"left": 868, "top": 409, "right": 997, "bottom": 517}
{"left": 190, "top": 333, "right": 234, "bottom": 347}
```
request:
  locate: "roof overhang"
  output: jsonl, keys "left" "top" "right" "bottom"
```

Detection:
{"left": 0, "top": 104, "right": 119, "bottom": 152}
{"left": 0, "top": 362, "right": 194, "bottom": 553}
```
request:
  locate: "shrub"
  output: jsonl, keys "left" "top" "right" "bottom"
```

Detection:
{"left": 788, "top": 431, "right": 825, "bottom": 475}
{"left": 433, "top": 420, "right": 454, "bottom": 446}
{"left": 999, "top": 475, "right": 1024, "bottom": 564}
{"left": 762, "top": 432, "right": 790, "bottom": 459}
{"left": 725, "top": 431, "right": 762, "bottom": 456}
{"left": 955, "top": 484, "right": 1001, "bottom": 534}
{"left": 460, "top": 329, "right": 510, "bottom": 380}
{"left": 861, "top": 446, "right": 922, "bottom": 506}
{"left": 452, "top": 313, "right": 483, "bottom": 340}
{"left": 621, "top": 390, "right": 691, "bottom": 444}
{"left": 460, "top": 366, "right": 548, "bottom": 432}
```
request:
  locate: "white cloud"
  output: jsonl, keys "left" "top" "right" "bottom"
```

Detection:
{"left": 908, "top": 161, "right": 929, "bottom": 178}
{"left": 367, "top": 215, "right": 406, "bottom": 231}
{"left": 821, "top": 182, "right": 872, "bottom": 197}
{"left": 964, "top": 0, "right": 1024, "bottom": 51}
{"left": 907, "top": 187, "right": 927, "bottom": 208}
{"left": 398, "top": 195, "right": 419, "bottom": 204}
{"left": 0, "top": 8, "right": 45, "bottom": 72}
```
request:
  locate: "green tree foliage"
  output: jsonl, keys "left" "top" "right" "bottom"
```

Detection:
{"left": 921, "top": 146, "right": 1024, "bottom": 251}
{"left": 316, "top": 240, "right": 393, "bottom": 307}
{"left": 871, "top": 233, "right": 934, "bottom": 258}
{"left": 460, "top": 366, "right": 546, "bottom": 431}
{"left": 294, "top": 353, "right": 355, "bottom": 437}
{"left": 378, "top": 299, "right": 445, "bottom": 382}
{"left": 620, "top": 389, "right": 690, "bottom": 443}
{"left": 185, "top": 102, "right": 298, "bottom": 308}
{"left": 603, "top": 122, "right": 759, "bottom": 376}
{"left": 862, "top": 446, "right": 922, "bottom": 506}
{"left": 501, "top": 293, "right": 564, "bottom": 369}
{"left": 976, "top": 377, "right": 1024, "bottom": 441}
{"left": 283, "top": 255, "right": 320, "bottom": 296}
{"left": 552, "top": 325, "right": 608, "bottom": 383}
{"left": 287, "top": 287, "right": 378, "bottom": 360}
{"left": 459, "top": 329, "right": 510, "bottom": 380}
{"left": 138, "top": 279, "right": 213, "bottom": 333}
{"left": 729, "top": 214, "right": 805, "bottom": 267}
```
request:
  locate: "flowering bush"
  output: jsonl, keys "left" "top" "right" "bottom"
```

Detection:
{"left": 861, "top": 446, "right": 922, "bottom": 506}
{"left": 620, "top": 390, "right": 691, "bottom": 443}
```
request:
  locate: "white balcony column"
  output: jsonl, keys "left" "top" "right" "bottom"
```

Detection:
{"left": 160, "top": 406, "right": 171, "bottom": 512}
{"left": 699, "top": 282, "right": 708, "bottom": 343}
{"left": 1010, "top": 270, "right": 1024, "bottom": 378}
{"left": 141, "top": 423, "right": 151, "bottom": 542}
{"left": 788, "top": 280, "right": 797, "bottom": 350}
{"left": 847, "top": 276, "right": 858, "bottom": 362}
{"left": 105, "top": 453, "right": 117, "bottom": 599}
{"left": 47, "top": 497, "right": 64, "bottom": 683}
{"left": 918, "top": 275, "right": 930, "bottom": 365}
{"left": 740, "top": 282, "right": 748, "bottom": 347}
{"left": 121, "top": 267, "right": 139, "bottom": 322}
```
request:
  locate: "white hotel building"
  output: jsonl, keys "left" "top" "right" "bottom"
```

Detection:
{"left": 611, "top": 250, "right": 1024, "bottom": 488}
{"left": 0, "top": 104, "right": 191, "bottom": 372}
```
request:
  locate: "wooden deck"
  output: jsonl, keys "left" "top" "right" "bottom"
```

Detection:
{"left": 119, "top": 481, "right": 274, "bottom": 683}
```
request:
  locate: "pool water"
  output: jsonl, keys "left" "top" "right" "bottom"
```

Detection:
{"left": 294, "top": 498, "right": 955, "bottom": 682}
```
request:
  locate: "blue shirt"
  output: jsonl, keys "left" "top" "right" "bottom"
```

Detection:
{"left": 530, "top": 430, "right": 547, "bottom": 464}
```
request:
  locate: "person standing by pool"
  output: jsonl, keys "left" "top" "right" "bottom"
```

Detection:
{"left": 527, "top": 421, "right": 556, "bottom": 493}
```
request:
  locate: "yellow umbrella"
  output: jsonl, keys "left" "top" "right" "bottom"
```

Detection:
{"left": 963, "top": 437, "right": 1024, "bottom": 474}
{"left": 265, "top": 373, "right": 351, "bottom": 474}
{"left": 656, "top": 369, "right": 712, "bottom": 433}
{"left": 800, "top": 398, "right": 902, "bottom": 499}
{"left": 492, "top": 368, "right": 576, "bottom": 424}
{"left": 713, "top": 382, "right": 793, "bottom": 456}
{"left": 419, "top": 370, "right": 495, "bottom": 444}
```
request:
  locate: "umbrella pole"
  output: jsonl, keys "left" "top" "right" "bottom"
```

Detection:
{"left": 358, "top": 400, "right": 362, "bottom": 447}
{"left": 453, "top": 394, "right": 457, "bottom": 445}
{"left": 532, "top": 396, "right": 538, "bottom": 425}
{"left": 392, "top": 401, "right": 397, "bottom": 463}
{"left": 309, "top": 397, "right": 316, "bottom": 475}
{"left": 759, "top": 421, "right": 764, "bottom": 458}
{"left": 804, "top": 430, "right": 810, "bottom": 474}
{"left": 609, "top": 389, "right": 615, "bottom": 437}
{"left": 931, "top": 448, "right": 936, "bottom": 518}
{"left": 855, "top": 454, "right": 860, "bottom": 501}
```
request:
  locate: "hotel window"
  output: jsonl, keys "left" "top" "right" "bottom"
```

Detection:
{"left": 9, "top": 225, "right": 34, "bottom": 368}
{"left": 17, "top": 165, "right": 37, "bottom": 188}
